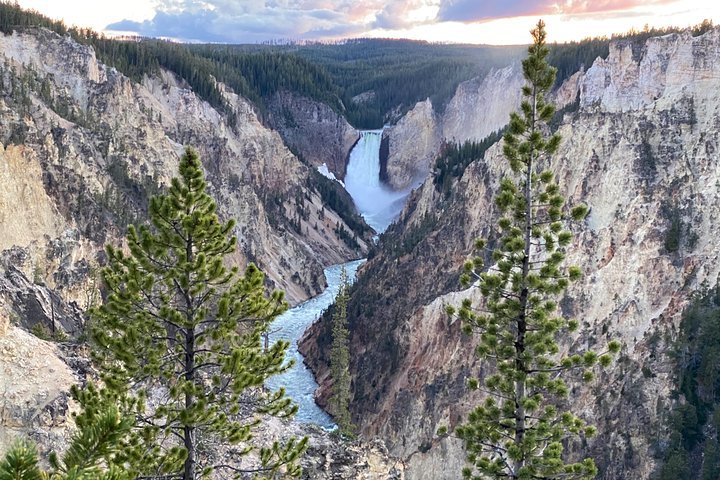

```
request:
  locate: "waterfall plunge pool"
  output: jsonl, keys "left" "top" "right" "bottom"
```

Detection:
{"left": 266, "top": 129, "right": 412, "bottom": 428}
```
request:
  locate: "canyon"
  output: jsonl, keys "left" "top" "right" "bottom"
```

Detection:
{"left": 1, "top": 19, "right": 719, "bottom": 480}
{"left": 302, "top": 28, "right": 720, "bottom": 479}
{"left": 0, "top": 26, "right": 374, "bottom": 474}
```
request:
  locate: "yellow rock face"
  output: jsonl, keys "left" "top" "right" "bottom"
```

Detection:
{"left": 0, "top": 145, "right": 65, "bottom": 252}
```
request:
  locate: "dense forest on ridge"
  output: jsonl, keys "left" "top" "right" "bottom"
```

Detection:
{"left": 3, "top": 1, "right": 710, "bottom": 131}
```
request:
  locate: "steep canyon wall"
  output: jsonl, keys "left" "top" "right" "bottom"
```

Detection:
{"left": 304, "top": 28, "right": 720, "bottom": 479}
{"left": 0, "top": 27, "right": 370, "bottom": 455}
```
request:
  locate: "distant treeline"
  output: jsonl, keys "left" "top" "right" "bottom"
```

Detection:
{"left": 285, "top": 39, "right": 525, "bottom": 128}
{"left": 186, "top": 39, "right": 526, "bottom": 128}
{"left": 0, "top": 2, "right": 714, "bottom": 130}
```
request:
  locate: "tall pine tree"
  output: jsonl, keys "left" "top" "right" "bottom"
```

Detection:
{"left": 329, "top": 267, "right": 354, "bottom": 436}
{"left": 90, "top": 147, "right": 307, "bottom": 479}
{"left": 446, "top": 21, "right": 620, "bottom": 479}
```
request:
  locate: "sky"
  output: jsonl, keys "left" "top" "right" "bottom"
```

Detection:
{"left": 14, "top": 0, "right": 720, "bottom": 45}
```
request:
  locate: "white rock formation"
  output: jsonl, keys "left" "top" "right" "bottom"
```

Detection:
{"left": 382, "top": 65, "right": 525, "bottom": 190}
{"left": 315, "top": 28, "right": 720, "bottom": 480}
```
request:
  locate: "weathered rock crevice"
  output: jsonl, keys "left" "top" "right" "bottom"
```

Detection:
{"left": 304, "top": 28, "right": 720, "bottom": 479}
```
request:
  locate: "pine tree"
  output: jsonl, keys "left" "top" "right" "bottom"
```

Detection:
{"left": 90, "top": 147, "right": 307, "bottom": 479}
{"left": 445, "top": 21, "right": 620, "bottom": 479}
{"left": 329, "top": 267, "right": 354, "bottom": 436}
{"left": 0, "top": 391, "right": 134, "bottom": 480}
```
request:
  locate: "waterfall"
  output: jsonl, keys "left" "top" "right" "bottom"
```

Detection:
{"left": 344, "top": 130, "right": 410, "bottom": 233}
{"left": 267, "top": 129, "right": 413, "bottom": 428}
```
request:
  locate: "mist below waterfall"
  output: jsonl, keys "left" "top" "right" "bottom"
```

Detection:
{"left": 267, "top": 129, "right": 414, "bottom": 428}
{"left": 344, "top": 130, "right": 410, "bottom": 233}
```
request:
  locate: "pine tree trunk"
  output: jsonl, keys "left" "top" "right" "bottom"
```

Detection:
{"left": 513, "top": 86, "right": 538, "bottom": 479}
{"left": 183, "top": 232, "right": 196, "bottom": 480}
{"left": 184, "top": 328, "right": 196, "bottom": 480}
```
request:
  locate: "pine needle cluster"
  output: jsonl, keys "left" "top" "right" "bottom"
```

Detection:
{"left": 85, "top": 147, "right": 307, "bottom": 479}
{"left": 443, "top": 21, "right": 620, "bottom": 480}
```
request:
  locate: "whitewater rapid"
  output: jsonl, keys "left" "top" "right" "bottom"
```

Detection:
{"left": 266, "top": 260, "right": 364, "bottom": 427}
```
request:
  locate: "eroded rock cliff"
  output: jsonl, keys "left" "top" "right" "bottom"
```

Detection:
{"left": 304, "top": 28, "right": 720, "bottom": 479}
{"left": 266, "top": 90, "right": 359, "bottom": 178}
{"left": 381, "top": 65, "right": 525, "bottom": 190}
{"left": 0, "top": 27, "right": 371, "bottom": 455}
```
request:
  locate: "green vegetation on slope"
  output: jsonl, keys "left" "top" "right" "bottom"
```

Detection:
{"left": 306, "top": 170, "right": 373, "bottom": 237}
{"left": 656, "top": 286, "right": 720, "bottom": 480}
{"left": 189, "top": 46, "right": 342, "bottom": 111}
{"left": 433, "top": 130, "right": 504, "bottom": 196}
{"left": 1, "top": 2, "right": 714, "bottom": 132}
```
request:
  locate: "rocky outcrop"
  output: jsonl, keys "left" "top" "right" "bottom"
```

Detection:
{"left": 304, "top": 28, "right": 720, "bottom": 479}
{"left": 0, "top": 28, "right": 370, "bottom": 308}
{"left": 266, "top": 90, "right": 359, "bottom": 178}
{"left": 380, "top": 99, "right": 439, "bottom": 190}
{"left": 0, "top": 321, "right": 77, "bottom": 457}
{"left": 225, "top": 418, "right": 404, "bottom": 479}
{"left": 381, "top": 65, "right": 524, "bottom": 190}
{"left": 302, "top": 433, "right": 404, "bottom": 479}
{"left": 0, "top": 264, "right": 84, "bottom": 339}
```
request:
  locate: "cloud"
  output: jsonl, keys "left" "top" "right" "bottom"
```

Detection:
{"left": 437, "top": 0, "right": 680, "bottom": 23}
{"left": 110, "top": 10, "right": 228, "bottom": 42}
{"left": 373, "top": 0, "right": 439, "bottom": 30}
{"left": 438, "top": 0, "right": 540, "bottom": 23}
{"left": 106, "top": 0, "right": 440, "bottom": 43}
{"left": 106, "top": 0, "right": 687, "bottom": 42}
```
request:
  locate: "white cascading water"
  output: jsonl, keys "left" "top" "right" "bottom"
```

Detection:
{"left": 266, "top": 260, "right": 364, "bottom": 428}
{"left": 344, "top": 130, "right": 410, "bottom": 233}
{"left": 267, "top": 129, "right": 411, "bottom": 428}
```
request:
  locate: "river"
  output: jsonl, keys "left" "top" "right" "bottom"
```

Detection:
{"left": 267, "top": 129, "right": 408, "bottom": 427}
{"left": 265, "top": 260, "right": 364, "bottom": 427}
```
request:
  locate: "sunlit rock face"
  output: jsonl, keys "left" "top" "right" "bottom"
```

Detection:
{"left": 380, "top": 99, "right": 439, "bottom": 191}
{"left": 305, "top": 28, "right": 720, "bottom": 479}
{"left": 0, "top": 26, "right": 374, "bottom": 455}
{"left": 381, "top": 65, "right": 524, "bottom": 191}
{"left": 441, "top": 64, "right": 525, "bottom": 144}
